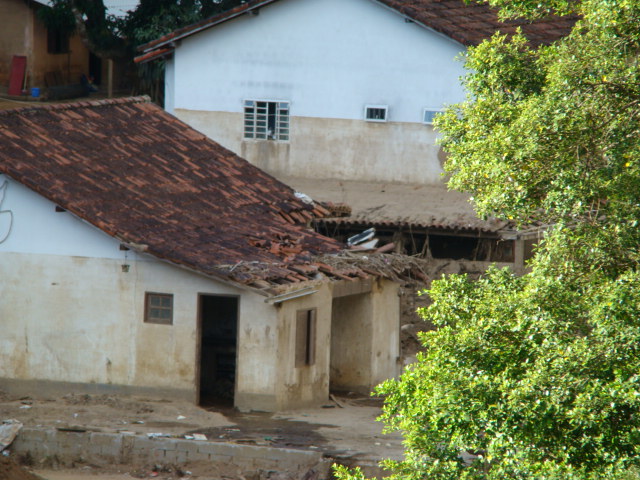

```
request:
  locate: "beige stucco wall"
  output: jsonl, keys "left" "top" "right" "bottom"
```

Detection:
{"left": 174, "top": 109, "right": 445, "bottom": 184}
{"left": 330, "top": 292, "right": 373, "bottom": 392}
{"left": 0, "top": 0, "right": 89, "bottom": 89}
{"left": 1, "top": 250, "right": 401, "bottom": 410}
{"left": 255, "top": 282, "right": 334, "bottom": 412}
{"left": 0, "top": 251, "right": 272, "bottom": 403}
{"left": 0, "top": 0, "right": 32, "bottom": 87}
{"left": 369, "top": 279, "right": 401, "bottom": 386}
{"left": 330, "top": 278, "right": 400, "bottom": 394}
{"left": 30, "top": 10, "right": 89, "bottom": 87}
{"left": 236, "top": 278, "right": 401, "bottom": 411}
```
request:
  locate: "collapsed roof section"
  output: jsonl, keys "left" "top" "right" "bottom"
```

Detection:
{"left": 0, "top": 96, "right": 416, "bottom": 293}
{"left": 281, "top": 177, "right": 510, "bottom": 234}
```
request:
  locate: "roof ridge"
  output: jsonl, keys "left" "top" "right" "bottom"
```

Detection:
{"left": 0, "top": 95, "right": 151, "bottom": 117}
{"left": 138, "top": 0, "right": 277, "bottom": 54}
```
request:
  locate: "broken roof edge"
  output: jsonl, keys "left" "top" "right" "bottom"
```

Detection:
{"left": 316, "top": 216, "right": 511, "bottom": 235}
{"left": 0, "top": 170, "right": 271, "bottom": 296}
{"left": 2, "top": 173, "right": 337, "bottom": 297}
{"left": 315, "top": 251, "right": 431, "bottom": 285}
{"left": 131, "top": 245, "right": 278, "bottom": 297}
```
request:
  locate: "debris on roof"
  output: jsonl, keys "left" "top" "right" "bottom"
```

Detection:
{"left": 315, "top": 251, "right": 431, "bottom": 285}
{"left": 0, "top": 96, "right": 399, "bottom": 293}
{"left": 284, "top": 177, "right": 512, "bottom": 234}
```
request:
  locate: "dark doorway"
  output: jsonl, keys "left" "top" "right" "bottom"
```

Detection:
{"left": 198, "top": 295, "right": 238, "bottom": 407}
{"left": 89, "top": 52, "right": 102, "bottom": 85}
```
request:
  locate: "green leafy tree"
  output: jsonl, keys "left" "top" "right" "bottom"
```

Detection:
{"left": 38, "top": 0, "right": 244, "bottom": 100}
{"left": 337, "top": 0, "right": 640, "bottom": 479}
{"left": 121, "top": 0, "right": 243, "bottom": 100}
{"left": 38, "top": 0, "right": 125, "bottom": 58}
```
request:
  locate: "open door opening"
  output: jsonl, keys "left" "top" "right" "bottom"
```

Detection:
{"left": 198, "top": 295, "right": 238, "bottom": 407}
{"left": 330, "top": 293, "right": 373, "bottom": 395}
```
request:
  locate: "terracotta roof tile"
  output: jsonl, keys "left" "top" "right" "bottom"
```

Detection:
{"left": 0, "top": 96, "right": 359, "bottom": 292}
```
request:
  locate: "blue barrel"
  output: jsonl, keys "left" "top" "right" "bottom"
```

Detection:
{"left": 31, "top": 87, "right": 40, "bottom": 98}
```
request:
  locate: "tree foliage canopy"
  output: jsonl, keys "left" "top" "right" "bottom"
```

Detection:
{"left": 337, "top": 0, "right": 640, "bottom": 479}
{"left": 38, "top": 0, "right": 245, "bottom": 57}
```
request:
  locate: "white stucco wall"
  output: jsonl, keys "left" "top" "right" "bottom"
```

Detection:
{"left": 169, "top": 0, "right": 466, "bottom": 183}
{"left": 0, "top": 176, "right": 133, "bottom": 260}
{"left": 164, "top": 57, "right": 175, "bottom": 113}
{"left": 0, "top": 175, "right": 275, "bottom": 404}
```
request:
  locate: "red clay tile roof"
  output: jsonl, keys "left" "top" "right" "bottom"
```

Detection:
{"left": 136, "top": 0, "right": 575, "bottom": 63}
{"left": 0, "top": 96, "right": 363, "bottom": 292}
{"left": 375, "top": 0, "right": 575, "bottom": 46}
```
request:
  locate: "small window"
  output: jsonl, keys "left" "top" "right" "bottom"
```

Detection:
{"left": 244, "top": 100, "right": 289, "bottom": 141}
{"left": 295, "top": 309, "right": 316, "bottom": 367}
{"left": 364, "top": 105, "right": 388, "bottom": 122}
{"left": 423, "top": 109, "right": 442, "bottom": 125}
{"left": 47, "top": 28, "right": 69, "bottom": 54}
{"left": 144, "top": 293, "right": 173, "bottom": 325}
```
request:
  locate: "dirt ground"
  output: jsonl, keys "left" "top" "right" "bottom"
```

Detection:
{"left": 0, "top": 391, "right": 403, "bottom": 480}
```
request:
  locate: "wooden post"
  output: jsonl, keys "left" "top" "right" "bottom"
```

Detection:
{"left": 514, "top": 238, "right": 525, "bottom": 276}
{"left": 107, "top": 58, "right": 114, "bottom": 98}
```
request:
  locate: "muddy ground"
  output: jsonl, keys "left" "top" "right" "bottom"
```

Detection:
{"left": 0, "top": 391, "right": 403, "bottom": 480}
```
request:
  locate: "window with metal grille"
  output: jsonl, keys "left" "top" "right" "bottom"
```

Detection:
{"left": 295, "top": 309, "right": 316, "bottom": 367}
{"left": 364, "top": 105, "right": 388, "bottom": 122}
{"left": 244, "top": 100, "right": 290, "bottom": 141}
{"left": 144, "top": 292, "right": 173, "bottom": 325}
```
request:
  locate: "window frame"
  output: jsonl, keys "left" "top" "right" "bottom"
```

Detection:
{"left": 422, "top": 108, "right": 442, "bottom": 126}
{"left": 364, "top": 105, "right": 388, "bottom": 123}
{"left": 47, "top": 28, "right": 70, "bottom": 55}
{"left": 243, "top": 99, "right": 290, "bottom": 141}
{"left": 144, "top": 292, "right": 174, "bottom": 325}
{"left": 295, "top": 308, "right": 316, "bottom": 367}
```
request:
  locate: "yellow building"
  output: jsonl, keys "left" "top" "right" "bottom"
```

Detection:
{"left": 0, "top": 0, "right": 91, "bottom": 92}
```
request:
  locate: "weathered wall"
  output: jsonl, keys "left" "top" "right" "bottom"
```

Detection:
{"left": 0, "top": 0, "right": 32, "bottom": 88}
{"left": 0, "top": 251, "right": 274, "bottom": 400}
{"left": 175, "top": 110, "right": 444, "bottom": 184}
{"left": 235, "top": 295, "right": 279, "bottom": 412}
{"left": 168, "top": 0, "right": 465, "bottom": 184}
{"left": 368, "top": 279, "right": 400, "bottom": 387}
{"left": 330, "top": 293, "right": 373, "bottom": 393}
{"left": 269, "top": 283, "right": 333, "bottom": 411}
{"left": 30, "top": 14, "right": 90, "bottom": 88}
{"left": 329, "top": 279, "right": 400, "bottom": 393}
{"left": 0, "top": 0, "right": 89, "bottom": 90}
{"left": 12, "top": 428, "right": 329, "bottom": 474}
{"left": 0, "top": 176, "right": 282, "bottom": 409}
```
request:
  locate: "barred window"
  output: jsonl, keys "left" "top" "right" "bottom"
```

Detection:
{"left": 244, "top": 100, "right": 289, "bottom": 141}
{"left": 364, "top": 105, "right": 388, "bottom": 122}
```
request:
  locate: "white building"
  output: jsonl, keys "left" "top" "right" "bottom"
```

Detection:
{"left": 137, "top": 0, "right": 573, "bottom": 185}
